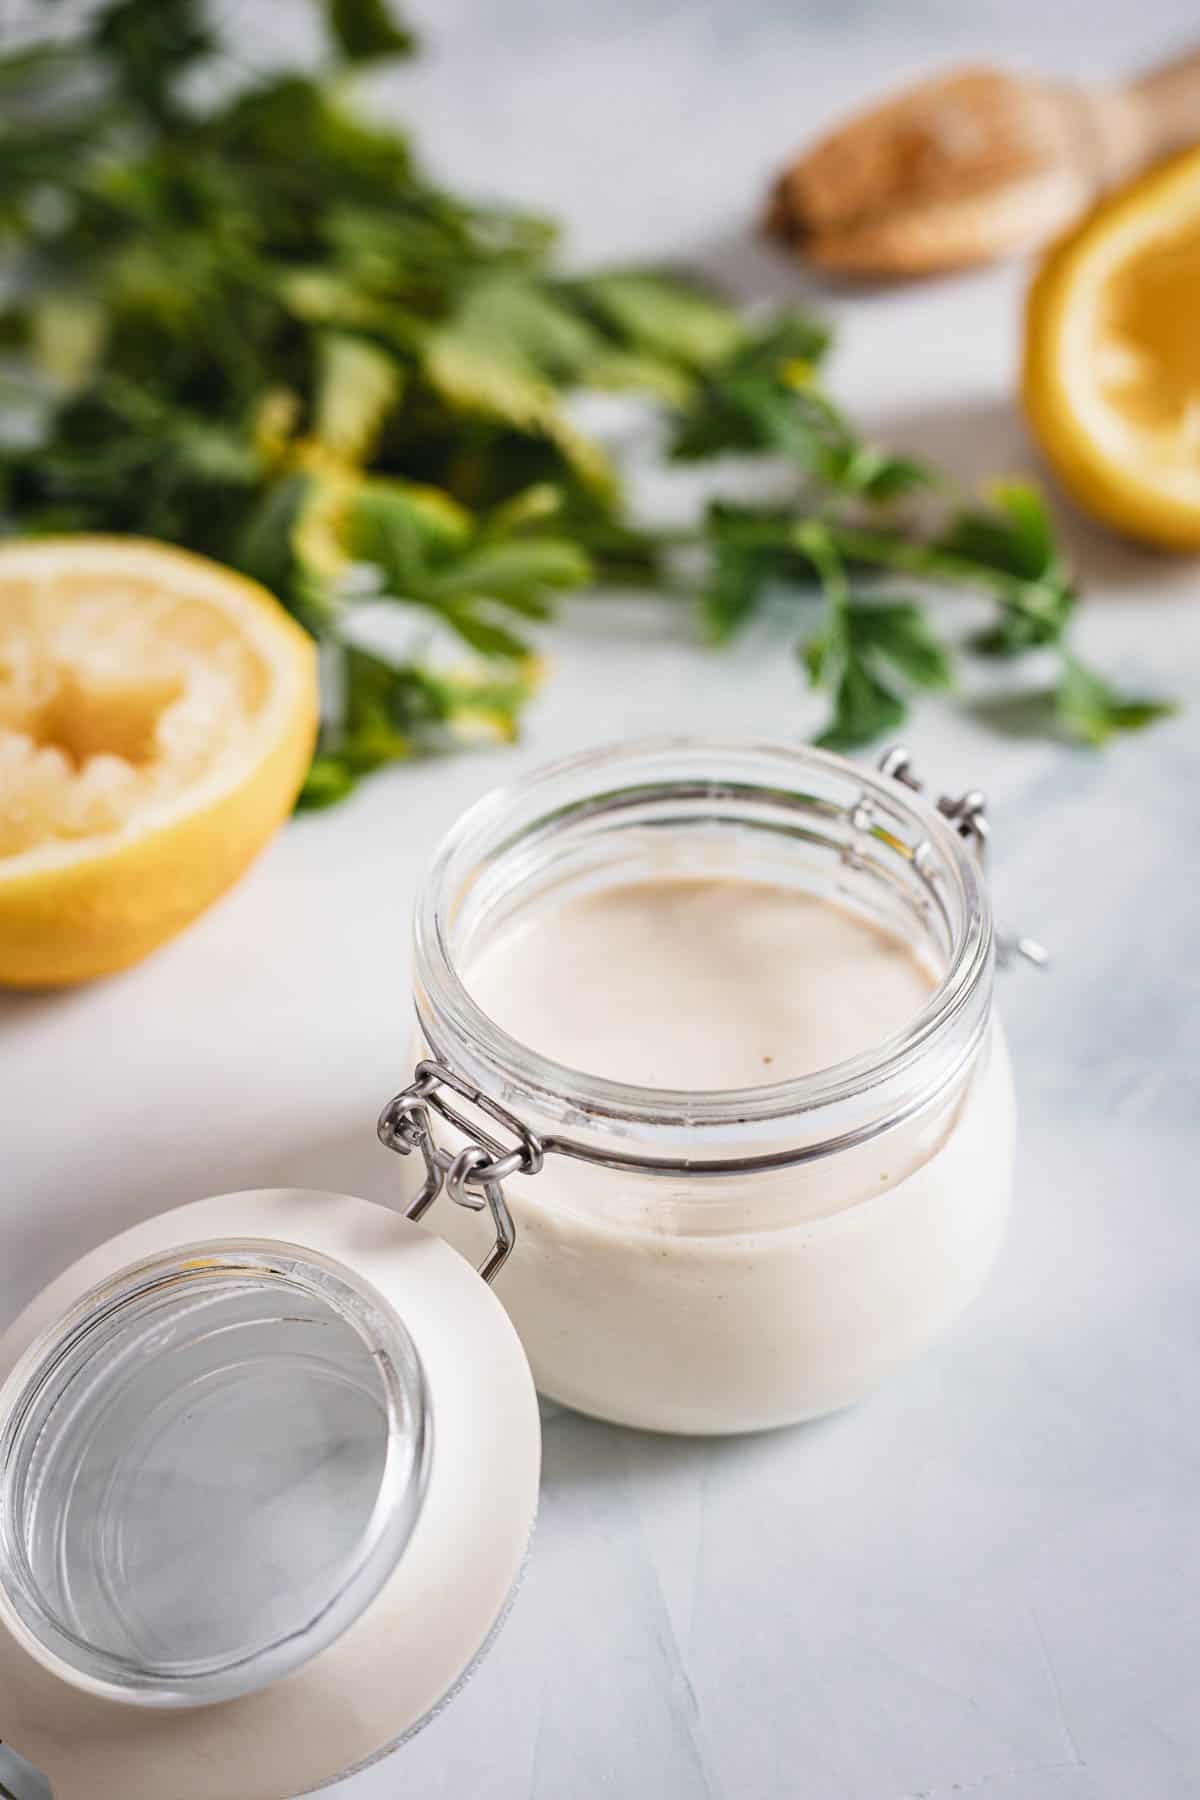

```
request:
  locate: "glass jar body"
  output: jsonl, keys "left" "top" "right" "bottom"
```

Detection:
{"left": 418, "top": 1024, "right": 1014, "bottom": 1432}
{"left": 409, "top": 741, "right": 1015, "bottom": 1435}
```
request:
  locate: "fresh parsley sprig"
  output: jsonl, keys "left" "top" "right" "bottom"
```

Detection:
{"left": 0, "top": 0, "right": 744, "bottom": 800}
{"left": 0, "top": 0, "right": 1174, "bottom": 804}
{"left": 665, "top": 322, "right": 1171, "bottom": 748}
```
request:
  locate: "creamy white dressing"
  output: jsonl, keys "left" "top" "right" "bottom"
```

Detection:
{"left": 467, "top": 877, "right": 937, "bottom": 1089}
{"left": 421, "top": 875, "right": 1015, "bottom": 1433}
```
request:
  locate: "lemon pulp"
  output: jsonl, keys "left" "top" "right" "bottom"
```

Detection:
{"left": 1097, "top": 225, "right": 1200, "bottom": 452}
{"left": 1024, "top": 146, "right": 1200, "bottom": 547}
{"left": 0, "top": 538, "right": 317, "bottom": 985}
{"left": 0, "top": 584, "right": 282, "bottom": 859}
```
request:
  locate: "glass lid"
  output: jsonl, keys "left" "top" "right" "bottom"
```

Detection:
{"left": 0, "top": 1241, "right": 428, "bottom": 1707}
{"left": 0, "top": 1188, "right": 541, "bottom": 1800}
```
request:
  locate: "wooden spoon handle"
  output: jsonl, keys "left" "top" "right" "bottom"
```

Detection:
{"left": 1128, "top": 46, "right": 1200, "bottom": 158}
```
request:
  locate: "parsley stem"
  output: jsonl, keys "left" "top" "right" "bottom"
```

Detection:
{"left": 792, "top": 519, "right": 849, "bottom": 616}
{"left": 818, "top": 522, "right": 1067, "bottom": 624}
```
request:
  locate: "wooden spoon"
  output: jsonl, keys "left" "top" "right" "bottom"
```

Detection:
{"left": 766, "top": 49, "right": 1200, "bottom": 277}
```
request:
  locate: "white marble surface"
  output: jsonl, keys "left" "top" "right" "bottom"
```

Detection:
{"left": 4, "top": 2, "right": 1200, "bottom": 1796}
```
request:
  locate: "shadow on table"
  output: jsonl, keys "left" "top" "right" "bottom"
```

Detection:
{"left": 537, "top": 1374, "right": 853, "bottom": 1497}
{"left": 680, "top": 218, "right": 832, "bottom": 309}
{"left": 0, "top": 985, "right": 87, "bottom": 1036}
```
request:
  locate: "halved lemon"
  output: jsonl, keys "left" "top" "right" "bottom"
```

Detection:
{"left": 0, "top": 538, "right": 318, "bottom": 986}
{"left": 1023, "top": 146, "right": 1200, "bottom": 550}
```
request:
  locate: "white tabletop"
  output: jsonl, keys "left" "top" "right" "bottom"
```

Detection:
{"left": 4, "top": 2, "right": 1200, "bottom": 1796}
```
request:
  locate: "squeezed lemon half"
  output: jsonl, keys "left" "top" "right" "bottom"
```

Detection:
{"left": 0, "top": 538, "right": 318, "bottom": 985}
{"left": 1024, "top": 146, "right": 1200, "bottom": 550}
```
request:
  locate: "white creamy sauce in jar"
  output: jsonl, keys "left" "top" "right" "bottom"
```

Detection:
{"left": 467, "top": 877, "right": 938, "bottom": 1090}
{"left": 428, "top": 873, "right": 1015, "bottom": 1434}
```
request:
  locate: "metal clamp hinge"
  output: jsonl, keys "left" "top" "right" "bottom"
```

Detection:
{"left": 878, "top": 745, "right": 1048, "bottom": 971}
{"left": 378, "top": 1060, "right": 544, "bottom": 1282}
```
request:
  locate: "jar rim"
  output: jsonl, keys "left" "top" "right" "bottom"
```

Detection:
{"left": 413, "top": 737, "right": 993, "bottom": 1141}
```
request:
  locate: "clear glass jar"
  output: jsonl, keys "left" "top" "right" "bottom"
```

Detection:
{"left": 406, "top": 738, "right": 1016, "bottom": 1434}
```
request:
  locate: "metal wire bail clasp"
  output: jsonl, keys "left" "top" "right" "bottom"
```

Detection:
{"left": 378, "top": 1060, "right": 545, "bottom": 1283}
{"left": 878, "top": 746, "right": 1048, "bottom": 972}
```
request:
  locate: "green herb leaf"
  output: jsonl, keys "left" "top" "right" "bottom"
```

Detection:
{"left": 698, "top": 501, "right": 816, "bottom": 642}
{"left": 309, "top": 641, "right": 528, "bottom": 802}
{"left": 815, "top": 660, "right": 908, "bottom": 751}
{"left": 1056, "top": 655, "right": 1177, "bottom": 747}
{"left": 423, "top": 537, "right": 590, "bottom": 608}
{"left": 936, "top": 481, "right": 1057, "bottom": 581}
{"left": 94, "top": 0, "right": 214, "bottom": 121}
{"left": 818, "top": 442, "right": 938, "bottom": 502}
{"left": 986, "top": 479, "right": 1057, "bottom": 574}
{"left": 424, "top": 274, "right": 614, "bottom": 491}
{"left": 572, "top": 273, "right": 744, "bottom": 371}
{"left": 702, "top": 539, "right": 771, "bottom": 643}
{"left": 787, "top": 525, "right": 955, "bottom": 749}
{"left": 480, "top": 483, "right": 565, "bottom": 537}
{"left": 298, "top": 754, "right": 359, "bottom": 809}
{"left": 329, "top": 644, "right": 438, "bottom": 778}
{"left": 347, "top": 478, "right": 471, "bottom": 595}
{"left": 848, "top": 599, "right": 954, "bottom": 690}
{"left": 670, "top": 316, "right": 837, "bottom": 462}
{"left": 935, "top": 480, "right": 1077, "bottom": 653}
{"left": 345, "top": 477, "right": 584, "bottom": 654}
{"left": 433, "top": 606, "right": 531, "bottom": 659}
{"left": 313, "top": 333, "right": 401, "bottom": 460}
{"left": 325, "top": 0, "right": 417, "bottom": 63}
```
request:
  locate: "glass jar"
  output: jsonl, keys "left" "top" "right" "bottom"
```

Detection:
{"left": 398, "top": 738, "right": 1017, "bottom": 1435}
{"left": 0, "top": 737, "right": 1018, "bottom": 1798}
